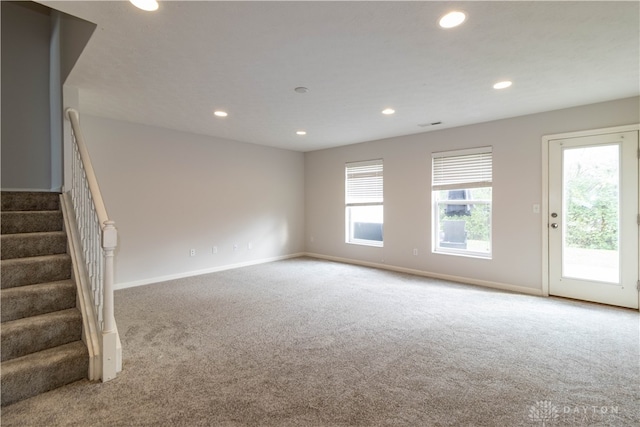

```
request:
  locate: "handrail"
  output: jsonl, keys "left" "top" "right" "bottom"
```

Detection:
{"left": 65, "top": 108, "right": 119, "bottom": 381}
{"left": 65, "top": 109, "right": 109, "bottom": 225}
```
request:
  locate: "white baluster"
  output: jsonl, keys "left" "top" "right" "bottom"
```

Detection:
{"left": 66, "top": 108, "right": 119, "bottom": 382}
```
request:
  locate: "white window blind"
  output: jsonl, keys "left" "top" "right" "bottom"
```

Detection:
{"left": 346, "top": 159, "right": 383, "bottom": 205}
{"left": 432, "top": 147, "right": 492, "bottom": 191}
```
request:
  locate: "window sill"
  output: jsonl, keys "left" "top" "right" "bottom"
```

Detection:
{"left": 347, "top": 240, "right": 384, "bottom": 248}
{"left": 433, "top": 249, "right": 492, "bottom": 260}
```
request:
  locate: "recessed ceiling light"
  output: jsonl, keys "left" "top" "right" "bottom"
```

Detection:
{"left": 493, "top": 81, "right": 513, "bottom": 90}
{"left": 296, "top": 131, "right": 307, "bottom": 136}
{"left": 213, "top": 110, "right": 228, "bottom": 117}
{"left": 294, "top": 87, "right": 309, "bottom": 94}
{"left": 382, "top": 108, "right": 396, "bottom": 115}
{"left": 130, "top": 0, "right": 159, "bottom": 11}
{"left": 439, "top": 11, "right": 466, "bottom": 29}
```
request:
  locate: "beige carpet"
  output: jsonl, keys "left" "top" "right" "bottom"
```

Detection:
{"left": 2, "top": 257, "right": 638, "bottom": 426}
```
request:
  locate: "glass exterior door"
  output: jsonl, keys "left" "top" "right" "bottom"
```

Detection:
{"left": 548, "top": 131, "right": 638, "bottom": 309}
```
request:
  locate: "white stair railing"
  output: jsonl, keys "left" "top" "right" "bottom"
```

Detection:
{"left": 65, "top": 108, "right": 119, "bottom": 382}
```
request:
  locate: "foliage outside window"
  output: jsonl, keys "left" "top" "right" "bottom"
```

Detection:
{"left": 564, "top": 145, "right": 619, "bottom": 251}
{"left": 345, "top": 160, "right": 383, "bottom": 246}
{"left": 432, "top": 147, "right": 492, "bottom": 258}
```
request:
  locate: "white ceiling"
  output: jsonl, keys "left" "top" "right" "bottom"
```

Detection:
{"left": 41, "top": 1, "right": 639, "bottom": 152}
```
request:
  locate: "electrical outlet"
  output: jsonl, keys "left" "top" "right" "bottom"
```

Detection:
{"left": 248, "top": 242, "right": 252, "bottom": 250}
{"left": 233, "top": 244, "right": 238, "bottom": 251}
{"left": 533, "top": 204, "right": 540, "bottom": 214}
{"left": 413, "top": 248, "right": 418, "bottom": 256}
{"left": 190, "top": 249, "right": 196, "bottom": 257}
{"left": 212, "top": 246, "right": 217, "bottom": 254}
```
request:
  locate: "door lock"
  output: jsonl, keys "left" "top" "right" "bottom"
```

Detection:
{"left": 550, "top": 223, "right": 559, "bottom": 229}
{"left": 551, "top": 213, "right": 558, "bottom": 218}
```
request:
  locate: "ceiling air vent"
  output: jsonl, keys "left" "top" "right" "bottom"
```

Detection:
{"left": 418, "top": 121, "right": 442, "bottom": 128}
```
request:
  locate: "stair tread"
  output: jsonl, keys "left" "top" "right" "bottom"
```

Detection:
{"left": 1, "top": 211, "right": 62, "bottom": 216}
{"left": 1, "top": 191, "right": 61, "bottom": 212}
{"left": 1, "top": 309, "right": 83, "bottom": 362}
{"left": 1, "top": 341, "right": 88, "bottom": 406}
{"left": 1, "top": 279, "right": 75, "bottom": 296}
{"left": 1, "top": 253, "right": 70, "bottom": 264}
{"left": 1, "top": 231, "right": 66, "bottom": 238}
{"left": 2, "top": 308, "right": 81, "bottom": 329}
{"left": 1, "top": 253, "right": 71, "bottom": 289}
{"left": 1, "top": 340, "right": 87, "bottom": 369}
{"left": 0, "top": 192, "right": 89, "bottom": 406}
{"left": 1, "top": 209, "right": 62, "bottom": 215}
{"left": 1, "top": 231, "right": 68, "bottom": 260}
{"left": 1, "top": 210, "right": 63, "bottom": 235}
{"left": 1, "top": 280, "right": 76, "bottom": 322}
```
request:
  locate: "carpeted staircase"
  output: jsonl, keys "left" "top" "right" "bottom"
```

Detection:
{"left": 1, "top": 191, "right": 88, "bottom": 406}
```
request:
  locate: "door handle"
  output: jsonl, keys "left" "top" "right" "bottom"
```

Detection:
{"left": 550, "top": 223, "right": 559, "bottom": 229}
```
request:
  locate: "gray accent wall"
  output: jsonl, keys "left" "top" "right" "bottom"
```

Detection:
{"left": 1, "top": 1, "right": 96, "bottom": 192}
{"left": 1, "top": 1, "right": 52, "bottom": 191}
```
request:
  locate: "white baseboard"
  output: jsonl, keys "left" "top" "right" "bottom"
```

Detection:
{"left": 116, "top": 251, "right": 543, "bottom": 298}
{"left": 304, "top": 252, "right": 543, "bottom": 296}
{"left": 114, "top": 253, "right": 306, "bottom": 290}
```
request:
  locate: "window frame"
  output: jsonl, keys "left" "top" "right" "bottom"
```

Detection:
{"left": 345, "top": 159, "right": 384, "bottom": 247}
{"left": 431, "top": 147, "right": 493, "bottom": 258}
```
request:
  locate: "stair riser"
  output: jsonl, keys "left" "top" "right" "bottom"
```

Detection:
{"left": 1, "top": 310, "right": 83, "bottom": 362}
{"left": 1, "top": 256, "right": 71, "bottom": 289}
{"left": 1, "top": 281, "right": 76, "bottom": 322}
{"left": 1, "top": 211, "right": 63, "bottom": 234}
{"left": 1, "top": 233, "right": 67, "bottom": 260}
{"left": 1, "top": 192, "right": 60, "bottom": 212}
{"left": 0, "top": 342, "right": 88, "bottom": 407}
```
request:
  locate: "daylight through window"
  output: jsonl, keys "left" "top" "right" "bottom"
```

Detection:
{"left": 345, "top": 159, "right": 383, "bottom": 246}
{"left": 432, "top": 147, "right": 492, "bottom": 258}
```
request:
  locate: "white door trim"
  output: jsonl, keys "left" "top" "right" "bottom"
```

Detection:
{"left": 541, "top": 124, "right": 640, "bottom": 306}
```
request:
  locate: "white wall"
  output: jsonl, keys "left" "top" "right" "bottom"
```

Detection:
{"left": 304, "top": 97, "right": 640, "bottom": 293}
{"left": 79, "top": 115, "right": 305, "bottom": 287}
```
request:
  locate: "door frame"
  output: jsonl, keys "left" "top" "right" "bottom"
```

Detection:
{"left": 541, "top": 124, "right": 640, "bottom": 309}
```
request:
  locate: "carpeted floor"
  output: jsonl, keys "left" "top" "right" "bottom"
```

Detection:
{"left": 2, "top": 257, "right": 638, "bottom": 426}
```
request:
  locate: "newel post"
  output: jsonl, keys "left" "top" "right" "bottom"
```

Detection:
{"left": 101, "top": 220, "right": 118, "bottom": 381}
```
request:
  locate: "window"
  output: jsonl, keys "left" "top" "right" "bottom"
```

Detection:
{"left": 432, "top": 147, "right": 492, "bottom": 258}
{"left": 346, "top": 159, "right": 383, "bottom": 246}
